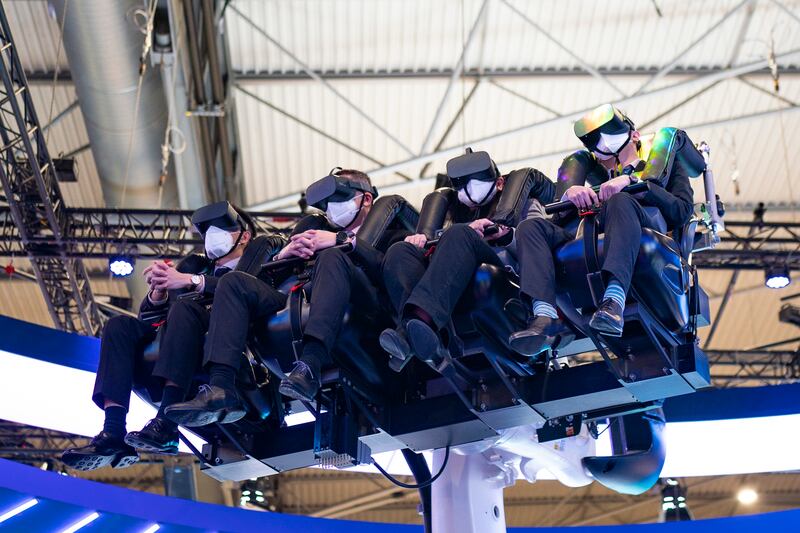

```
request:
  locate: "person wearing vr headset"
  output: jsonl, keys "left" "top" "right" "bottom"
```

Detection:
{"left": 379, "top": 149, "right": 528, "bottom": 366}
{"left": 61, "top": 202, "right": 270, "bottom": 470}
{"left": 509, "top": 103, "right": 696, "bottom": 354}
{"left": 275, "top": 168, "right": 411, "bottom": 402}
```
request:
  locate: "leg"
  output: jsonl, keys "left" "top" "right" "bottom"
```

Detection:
{"left": 382, "top": 241, "right": 429, "bottom": 318}
{"left": 509, "top": 218, "right": 576, "bottom": 357}
{"left": 64, "top": 316, "right": 153, "bottom": 471}
{"left": 380, "top": 242, "right": 429, "bottom": 369}
{"left": 281, "top": 247, "right": 379, "bottom": 401}
{"left": 406, "top": 224, "right": 503, "bottom": 329}
{"left": 164, "top": 273, "right": 287, "bottom": 428}
{"left": 591, "top": 192, "right": 650, "bottom": 336}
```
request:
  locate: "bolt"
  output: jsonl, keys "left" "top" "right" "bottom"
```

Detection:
{"left": 662, "top": 367, "right": 670, "bottom": 375}
{"left": 214, "top": 457, "right": 222, "bottom": 465}
{"left": 480, "top": 403, "right": 487, "bottom": 411}
{"left": 566, "top": 415, "right": 574, "bottom": 423}
{"left": 481, "top": 384, "right": 488, "bottom": 392}
{"left": 628, "top": 372, "right": 637, "bottom": 381}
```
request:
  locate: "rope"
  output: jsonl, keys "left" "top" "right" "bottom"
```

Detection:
{"left": 119, "top": 0, "right": 158, "bottom": 208}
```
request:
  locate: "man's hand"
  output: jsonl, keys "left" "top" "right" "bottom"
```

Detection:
{"left": 298, "top": 229, "right": 338, "bottom": 252}
{"left": 275, "top": 236, "right": 314, "bottom": 260}
{"left": 469, "top": 218, "right": 495, "bottom": 238}
{"left": 598, "top": 175, "right": 632, "bottom": 202}
{"left": 564, "top": 185, "right": 599, "bottom": 210}
{"left": 145, "top": 261, "right": 193, "bottom": 293}
{"left": 488, "top": 224, "right": 511, "bottom": 241}
{"left": 404, "top": 233, "right": 428, "bottom": 249}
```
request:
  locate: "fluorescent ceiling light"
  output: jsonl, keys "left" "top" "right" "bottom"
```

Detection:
{"left": 140, "top": 524, "right": 161, "bottom": 533}
{"left": 59, "top": 512, "right": 99, "bottom": 533}
{"left": 0, "top": 498, "right": 38, "bottom": 524}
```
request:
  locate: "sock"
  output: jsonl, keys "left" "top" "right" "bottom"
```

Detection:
{"left": 532, "top": 300, "right": 558, "bottom": 320}
{"left": 603, "top": 278, "right": 626, "bottom": 310}
{"left": 103, "top": 405, "right": 127, "bottom": 438}
{"left": 300, "top": 338, "right": 327, "bottom": 379}
{"left": 209, "top": 363, "right": 237, "bottom": 393}
{"left": 156, "top": 385, "right": 184, "bottom": 422}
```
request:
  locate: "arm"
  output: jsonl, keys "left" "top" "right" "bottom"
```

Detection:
{"left": 641, "top": 163, "right": 694, "bottom": 230}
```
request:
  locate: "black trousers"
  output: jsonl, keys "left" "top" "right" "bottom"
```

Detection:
{"left": 304, "top": 246, "right": 381, "bottom": 355}
{"left": 92, "top": 299, "right": 210, "bottom": 410}
{"left": 204, "top": 271, "right": 288, "bottom": 370}
{"left": 382, "top": 241, "right": 429, "bottom": 319}
{"left": 517, "top": 192, "right": 651, "bottom": 305}
{"left": 405, "top": 224, "right": 503, "bottom": 329}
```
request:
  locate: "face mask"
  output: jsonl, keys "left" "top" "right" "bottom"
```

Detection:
{"left": 326, "top": 194, "right": 363, "bottom": 228}
{"left": 594, "top": 131, "right": 630, "bottom": 158}
{"left": 205, "top": 226, "right": 236, "bottom": 260}
{"left": 457, "top": 179, "right": 497, "bottom": 208}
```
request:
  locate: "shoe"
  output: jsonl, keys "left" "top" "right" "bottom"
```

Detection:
{"left": 380, "top": 326, "right": 413, "bottom": 372}
{"left": 124, "top": 417, "right": 179, "bottom": 454}
{"left": 405, "top": 318, "right": 446, "bottom": 366}
{"left": 61, "top": 431, "right": 139, "bottom": 471}
{"left": 164, "top": 384, "right": 246, "bottom": 427}
{"left": 589, "top": 298, "right": 625, "bottom": 337}
{"left": 278, "top": 361, "right": 320, "bottom": 402}
{"left": 508, "top": 316, "right": 575, "bottom": 358}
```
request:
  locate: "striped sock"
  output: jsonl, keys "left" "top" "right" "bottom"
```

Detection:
{"left": 603, "top": 278, "right": 626, "bottom": 310}
{"left": 532, "top": 300, "right": 558, "bottom": 319}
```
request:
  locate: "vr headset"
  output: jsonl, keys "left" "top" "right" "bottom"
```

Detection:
{"left": 573, "top": 103, "right": 635, "bottom": 156}
{"left": 305, "top": 168, "right": 378, "bottom": 211}
{"left": 191, "top": 201, "right": 245, "bottom": 236}
{"left": 446, "top": 148, "right": 500, "bottom": 189}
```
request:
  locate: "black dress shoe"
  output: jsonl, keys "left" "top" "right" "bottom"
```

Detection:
{"left": 589, "top": 298, "right": 625, "bottom": 337}
{"left": 61, "top": 431, "right": 139, "bottom": 471}
{"left": 164, "top": 384, "right": 246, "bottom": 427}
{"left": 405, "top": 318, "right": 446, "bottom": 366}
{"left": 279, "top": 361, "right": 320, "bottom": 402}
{"left": 380, "top": 326, "right": 413, "bottom": 372}
{"left": 508, "top": 316, "right": 575, "bottom": 358}
{"left": 124, "top": 417, "right": 179, "bottom": 454}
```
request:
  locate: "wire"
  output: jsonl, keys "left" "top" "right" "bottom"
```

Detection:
{"left": 44, "top": 0, "right": 68, "bottom": 148}
{"left": 373, "top": 446, "right": 451, "bottom": 490}
{"left": 120, "top": 0, "right": 158, "bottom": 208}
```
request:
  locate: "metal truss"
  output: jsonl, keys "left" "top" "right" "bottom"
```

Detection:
{"left": 0, "top": 7, "right": 103, "bottom": 336}
{"left": 693, "top": 220, "right": 800, "bottom": 270}
{"left": 0, "top": 205, "right": 299, "bottom": 259}
{"left": 706, "top": 349, "right": 800, "bottom": 385}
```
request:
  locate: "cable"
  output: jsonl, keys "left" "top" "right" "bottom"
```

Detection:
{"left": 44, "top": 0, "right": 68, "bottom": 148}
{"left": 372, "top": 446, "right": 451, "bottom": 490}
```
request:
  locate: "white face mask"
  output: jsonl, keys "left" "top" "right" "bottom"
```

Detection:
{"left": 326, "top": 194, "right": 363, "bottom": 228}
{"left": 457, "top": 179, "right": 497, "bottom": 208}
{"left": 205, "top": 226, "right": 236, "bottom": 260}
{"left": 594, "top": 131, "right": 630, "bottom": 159}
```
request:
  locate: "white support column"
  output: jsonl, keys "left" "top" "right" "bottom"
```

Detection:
{"left": 431, "top": 450, "right": 511, "bottom": 533}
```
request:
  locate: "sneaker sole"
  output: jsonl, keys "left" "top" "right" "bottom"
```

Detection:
{"left": 508, "top": 333, "right": 551, "bottom": 358}
{"left": 278, "top": 381, "right": 314, "bottom": 403}
{"left": 62, "top": 450, "right": 139, "bottom": 472}
{"left": 123, "top": 433, "right": 179, "bottom": 455}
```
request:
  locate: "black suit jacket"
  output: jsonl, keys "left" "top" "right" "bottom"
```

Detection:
{"left": 138, "top": 234, "right": 286, "bottom": 321}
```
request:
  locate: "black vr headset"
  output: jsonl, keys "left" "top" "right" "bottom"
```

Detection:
{"left": 305, "top": 168, "right": 378, "bottom": 211}
{"left": 191, "top": 201, "right": 247, "bottom": 236}
{"left": 446, "top": 148, "right": 500, "bottom": 189}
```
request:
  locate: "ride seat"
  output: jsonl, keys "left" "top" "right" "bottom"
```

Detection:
{"left": 554, "top": 212, "right": 690, "bottom": 332}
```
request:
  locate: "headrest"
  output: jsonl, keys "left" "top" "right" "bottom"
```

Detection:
{"left": 191, "top": 201, "right": 244, "bottom": 236}
{"left": 305, "top": 169, "right": 378, "bottom": 211}
{"left": 416, "top": 188, "right": 457, "bottom": 240}
{"left": 446, "top": 148, "right": 499, "bottom": 189}
{"left": 358, "top": 195, "right": 419, "bottom": 247}
{"left": 492, "top": 168, "right": 555, "bottom": 228}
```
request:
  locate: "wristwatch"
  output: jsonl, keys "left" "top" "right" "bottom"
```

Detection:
{"left": 190, "top": 274, "right": 202, "bottom": 290}
{"left": 335, "top": 231, "right": 350, "bottom": 246}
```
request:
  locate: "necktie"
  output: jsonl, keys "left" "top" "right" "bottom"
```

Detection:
{"left": 214, "top": 266, "right": 232, "bottom": 277}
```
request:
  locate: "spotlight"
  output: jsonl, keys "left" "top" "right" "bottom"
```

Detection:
{"left": 660, "top": 479, "right": 692, "bottom": 522}
{"left": 737, "top": 487, "right": 758, "bottom": 505}
{"left": 765, "top": 265, "right": 791, "bottom": 289}
{"left": 109, "top": 254, "right": 135, "bottom": 277}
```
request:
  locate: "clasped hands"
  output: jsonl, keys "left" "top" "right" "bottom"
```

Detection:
{"left": 275, "top": 229, "right": 342, "bottom": 260}
{"left": 143, "top": 260, "right": 194, "bottom": 300}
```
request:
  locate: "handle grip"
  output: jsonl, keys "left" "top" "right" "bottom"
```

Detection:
{"left": 544, "top": 181, "right": 649, "bottom": 214}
